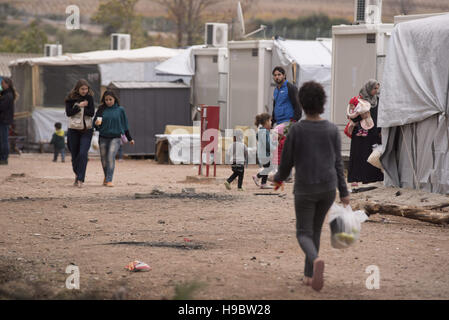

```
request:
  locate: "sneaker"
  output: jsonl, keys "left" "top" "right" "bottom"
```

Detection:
{"left": 252, "top": 175, "right": 260, "bottom": 187}
{"left": 224, "top": 181, "right": 231, "bottom": 190}
{"left": 260, "top": 184, "right": 273, "bottom": 189}
{"left": 237, "top": 187, "right": 245, "bottom": 191}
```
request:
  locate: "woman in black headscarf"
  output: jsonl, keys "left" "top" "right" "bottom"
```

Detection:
{"left": 347, "top": 79, "right": 383, "bottom": 185}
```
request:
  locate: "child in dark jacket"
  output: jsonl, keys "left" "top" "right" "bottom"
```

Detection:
{"left": 50, "top": 122, "right": 65, "bottom": 162}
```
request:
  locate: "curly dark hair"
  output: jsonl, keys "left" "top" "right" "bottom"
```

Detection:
{"left": 255, "top": 113, "right": 271, "bottom": 127}
{"left": 298, "top": 81, "right": 326, "bottom": 115}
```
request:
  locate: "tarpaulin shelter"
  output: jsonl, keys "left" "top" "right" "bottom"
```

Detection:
{"left": 378, "top": 14, "right": 449, "bottom": 194}
{"left": 8, "top": 46, "right": 187, "bottom": 145}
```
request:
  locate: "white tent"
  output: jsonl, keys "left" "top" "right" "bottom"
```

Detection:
{"left": 10, "top": 46, "right": 189, "bottom": 86}
{"left": 378, "top": 14, "right": 449, "bottom": 194}
{"left": 10, "top": 46, "right": 184, "bottom": 66}
{"left": 155, "top": 46, "right": 201, "bottom": 77}
{"left": 272, "top": 39, "right": 332, "bottom": 120}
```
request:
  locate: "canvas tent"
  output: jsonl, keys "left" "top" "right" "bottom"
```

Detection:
{"left": 9, "top": 46, "right": 187, "bottom": 145}
{"left": 378, "top": 14, "right": 449, "bottom": 194}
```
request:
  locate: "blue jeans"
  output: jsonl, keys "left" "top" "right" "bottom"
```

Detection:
{"left": 117, "top": 144, "right": 123, "bottom": 160}
{"left": 67, "top": 128, "right": 93, "bottom": 182}
{"left": 0, "top": 123, "right": 9, "bottom": 161}
{"left": 99, "top": 136, "right": 121, "bottom": 183}
{"left": 53, "top": 148, "right": 65, "bottom": 162}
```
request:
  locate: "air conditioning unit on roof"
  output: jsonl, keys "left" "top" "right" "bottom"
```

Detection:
{"left": 205, "top": 23, "right": 228, "bottom": 47}
{"left": 354, "top": 0, "right": 382, "bottom": 24}
{"left": 111, "top": 33, "right": 131, "bottom": 50}
{"left": 44, "top": 44, "right": 62, "bottom": 57}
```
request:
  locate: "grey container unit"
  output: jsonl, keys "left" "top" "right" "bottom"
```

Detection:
{"left": 107, "top": 81, "right": 192, "bottom": 156}
{"left": 192, "top": 47, "right": 229, "bottom": 130}
{"left": 227, "top": 40, "right": 273, "bottom": 129}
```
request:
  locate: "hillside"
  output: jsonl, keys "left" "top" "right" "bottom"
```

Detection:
{"left": 3, "top": 0, "right": 449, "bottom": 22}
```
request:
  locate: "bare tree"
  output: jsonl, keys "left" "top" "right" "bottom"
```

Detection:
{"left": 155, "top": 0, "right": 222, "bottom": 47}
{"left": 212, "top": 0, "right": 258, "bottom": 40}
{"left": 186, "top": 0, "right": 225, "bottom": 45}
{"left": 153, "top": 0, "right": 186, "bottom": 47}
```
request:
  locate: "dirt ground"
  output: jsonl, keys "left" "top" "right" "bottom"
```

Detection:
{"left": 1, "top": 153, "right": 449, "bottom": 300}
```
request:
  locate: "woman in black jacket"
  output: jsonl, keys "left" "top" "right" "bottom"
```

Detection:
{"left": 0, "top": 77, "right": 18, "bottom": 165}
{"left": 65, "top": 79, "right": 95, "bottom": 187}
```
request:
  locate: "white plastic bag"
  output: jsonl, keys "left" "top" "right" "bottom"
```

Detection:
{"left": 367, "top": 144, "right": 383, "bottom": 170}
{"left": 328, "top": 204, "right": 368, "bottom": 249}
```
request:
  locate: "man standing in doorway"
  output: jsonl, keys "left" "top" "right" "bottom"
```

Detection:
{"left": 272, "top": 66, "right": 302, "bottom": 127}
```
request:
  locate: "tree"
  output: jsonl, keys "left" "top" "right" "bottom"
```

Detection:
{"left": 155, "top": 0, "right": 222, "bottom": 47}
{"left": 0, "top": 21, "right": 48, "bottom": 53}
{"left": 17, "top": 21, "right": 48, "bottom": 53}
{"left": 91, "top": 0, "right": 149, "bottom": 48}
{"left": 185, "top": 0, "right": 221, "bottom": 45}
{"left": 210, "top": 0, "right": 257, "bottom": 40}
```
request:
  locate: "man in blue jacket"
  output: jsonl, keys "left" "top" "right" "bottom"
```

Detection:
{"left": 272, "top": 66, "right": 302, "bottom": 127}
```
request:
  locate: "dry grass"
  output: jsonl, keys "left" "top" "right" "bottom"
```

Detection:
{"left": 3, "top": 0, "right": 449, "bottom": 22}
